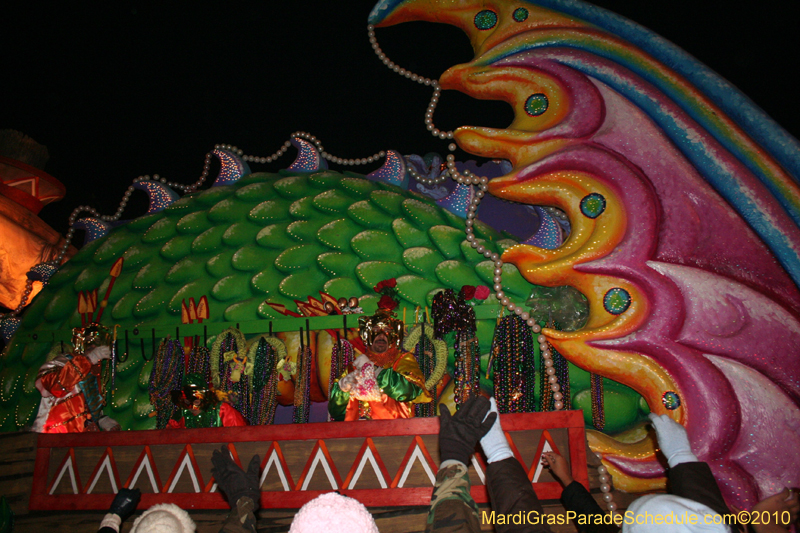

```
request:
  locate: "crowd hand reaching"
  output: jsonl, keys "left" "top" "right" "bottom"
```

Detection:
{"left": 86, "top": 345, "right": 112, "bottom": 364}
{"left": 439, "top": 396, "right": 497, "bottom": 466}
{"left": 748, "top": 488, "right": 799, "bottom": 533}
{"left": 211, "top": 446, "right": 261, "bottom": 510}
{"left": 542, "top": 452, "right": 573, "bottom": 486}
{"left": 648, "top": 413, "right": 697, "bottom": 467}
{"left": 109, "top": 487, "right": 140, "bottom": 520}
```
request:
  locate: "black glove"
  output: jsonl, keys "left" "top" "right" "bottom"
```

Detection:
{"left": 109, "top": 487, "right": 140, "bottom": 520}
{"left": 438, "top": 396, "right": 497, "bottom": 466}
{"left": 211, "top": 446, "right": 261, "bottom": 510}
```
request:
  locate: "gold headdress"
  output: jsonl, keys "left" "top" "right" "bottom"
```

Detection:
{"left": 71, "top": 323, "right": 111, "bottom": 355}
{"left": 359, "top": 308, "right": 404, "bottom": 348}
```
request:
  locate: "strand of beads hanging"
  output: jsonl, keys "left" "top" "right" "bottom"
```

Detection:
{"left": 590, "top": 372, "right": 606, "bottom": 430}
{"left": 491, "top": 314, "right": 536, "bottom": 414}
{"left": 186, "top": 345, "right": 212, "bottom": 384}
{"left": 597, "top": 462, "right": 618, "bottom": 513}
{"left": 251, "top": 338, "right": 279, "bottom": 425}
{"left": 242, "top": 132, "right": 386, "bottom": 167}
{"left": 367, "top": 25, "right": 455, "bottom": 143}
{"left": 329, "top": 336, "right": 355, "bottom": 401}
{"left": 537, "top": 334, "right": 564, "bottom": 410}
{"left": 293, "top": 345, "right": 313, "bottom": 424}
{"left": 149, "top": 338, "right": 184, "bottom": 430}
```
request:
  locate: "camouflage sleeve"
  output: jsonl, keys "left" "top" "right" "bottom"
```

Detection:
{"left": 426, "top": 461, "right": 482, "bottom": 533}
{"left": 219, "top": 496, "right": 257, "bottom": 533}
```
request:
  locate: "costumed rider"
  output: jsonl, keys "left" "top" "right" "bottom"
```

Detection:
{"left": 167, "top": 372, "right": 248, "bottom": 428}
{"left": 33, "top": 323, "right": 120, "bottom": 433}
{"left": 329, "top": 279, "right": 431, "bottom": 420}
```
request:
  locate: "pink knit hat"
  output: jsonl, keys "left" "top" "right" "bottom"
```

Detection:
{"left": 290, "top": 492, "right": 379, "bottom": 533}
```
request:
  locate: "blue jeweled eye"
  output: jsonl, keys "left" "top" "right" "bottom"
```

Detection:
{"left": 474, "top": 10, "right": 498, "bottom": 30}
{"left": 513, "top": 8, "right": 529, "bottom": 22}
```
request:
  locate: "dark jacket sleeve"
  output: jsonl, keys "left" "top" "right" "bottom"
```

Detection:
{"left": 669, "top": 462, "right": 738, "bottom": 531}
{"left": 561, "top": 481, "right": 618, "bottom": 533}
{"left": 485, "top": 457, "right": 552, "bottom": 533}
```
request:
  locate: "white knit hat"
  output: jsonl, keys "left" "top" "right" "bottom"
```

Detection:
{"left": 130, "top": 503, "right": 196, "bottom": 533}
{"left": 290, "top": 492, "right": 379, "bottom": 533}
{"left": 623, "top": 494, "right": 729, "bottom": 533}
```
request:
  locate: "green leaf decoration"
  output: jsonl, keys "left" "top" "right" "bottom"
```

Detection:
{"left": 167, "top": 278, "right": 216, "bottom": 313}
{"left": 474, "top": 261, "right": 531, "bottom": 300}
{"left": 339, "top": 177, "right": 378, "bottom": 198}
{"left": 355, "top": 261, "right": 408, "bottom": 289}
{"left": 142, "top": 217, "right": 177, "bottom": 243}
{"left": 317, "top": 252, "right": 361, "bottom": 277}
{"left": 308, "top": 171, "right": 343, "bottom": 189}
{"left": 395, "top": 274, "right": 441, "bottom": 307}
{"left": 208, "top": 197, "right": 247, "bottom": 223}
{"left": 351, "top": 230, "right": 403, "bottom": 262}
{"left": 125, "top": 212, "right": 164, "bottom": 232}
{"left": 347, "top": 200, "right": 394, "bottom": 229}
{"left": 392, "top": 218, "right": 433, "bottom": 248}
{"left": 273, "top": 175, "right": 309, "bottom": 198}
{"left": 93, "top": 230, "right": 138, "bottom": 264}
{"left": 402, "top": 247, "right": 444, "bottom": 276}
{"left": 435, "top": 260, "right": 484, "bottom": 289}
{"left": 133, "top": 285, "right": 179, "bottom": 318}
{"left": 279, "top": 268, "right": 329, "bottom": 299}
{"left": 222, "top": 221, "right": 261, "bottom": 247}
{"left": 176, "top": 211, "right": 210, "bottom": 234}
{"left": 232, "top": 246, "right": 280, "bottom": 272}
{"left": 370, "top": 190, "right": 405, "bottom": 215}
{"left": 223, "top": 297, "right": 263, "bottom": 322}
{"left": 193, "top": 186, "right": 234, "bottom": 207}
{"left": 428, "top": 225, "right": 465, "bottom": 259}
{"left": 159, "top": 234, "right": 195, "bottom": 261}
{"left": 323, "top": 277, "right": 363, "bottom": 298}
{"left": 235, "top": 180, "right": 275, "bottom": 201}
{"left": 275, "top": 244, "right": 327, "bottom": 272}
{"left": 287, "top": 219, "right": 328, "bottom": 243}
{"left": 248, "top": 199, "right": 290, "bottom": 223}
{"left": 191, "top": 225, "right": 228, "bottom": 253}
{"left": 43, "top": 288, "right": 80, "bottom": 321}
{"left": 123, "top": 243, "right": 158, "bottom": 268}
{"left": 251, "top": 268, "right": 283, "bottom": 295}
{"left": 211, "top": 273, "right": 252, "bottom": 302}
{"left": 165, "top": 256, "right": 208, "bottom": 284}
{"left": 206, "top": 250, "right": 236, "bottom": 278}
{"left": 289, "top": 196, "right": 319, "bottom": 219}
{"left": 133, "top": 262, "right": 172, "bottom": 290}
{"left": 459, "top": 238, "right": 498, "bottom": 264}
{"left": 256, "top": 222, "right": 296, "bottom": 250}
{"left": 313, "top": 189, "right": 354, "bottom": 214}
{"left": 401, "top": 198, "right": 445, "bottom": 229}
{"left": 317, "top": 218, "right": 360, "bottom": 251}
{"left": 112, "top": 291, "right": 146, "bottom": 320}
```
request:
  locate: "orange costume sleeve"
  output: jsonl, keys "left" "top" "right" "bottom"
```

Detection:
{"left": 40, "top": 355, "right": 93, "bottom": 398}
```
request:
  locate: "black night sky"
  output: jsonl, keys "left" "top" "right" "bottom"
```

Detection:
{"left": 2, "top": 1, "right": 799, "bottom": 238}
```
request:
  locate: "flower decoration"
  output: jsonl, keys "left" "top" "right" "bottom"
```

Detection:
{"left": 474, "top": 285, "right": 490, "bottom": 300}
{"left": 460, "top": 285, "right": 476, "bottom": 301}
{"left": 378, "top": 294, "right": 399, "bottom": 311}
{"left": 374, "top": 278, "right": 399, "bottom": 311}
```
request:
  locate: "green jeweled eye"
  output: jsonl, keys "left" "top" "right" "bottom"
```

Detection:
{"left": 603, "top": 288, "right": 631, "bottom": 315}
{"left": 580, "top": 192, "right": 606, "bottom": 218}
{"left": 474, "top": 10, "right": 498, "bottom": 30}
{"left": 524, "top": 93, "right": 549, "bottom": 116}
{"left": 513, "top": 8, "right": 529, "bottom": 22}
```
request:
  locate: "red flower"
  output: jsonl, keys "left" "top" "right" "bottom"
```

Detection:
{"left": 374, "top": 278, "right": 397, "bottom": 293}
{"left": 378, "top": 294, "right": 398, "bottom": 311}
{"left": 460, "top": 285, "right": 476, "bottom": 301}
{"left": 474, "top": 285, "right": 491, "bottom": 300}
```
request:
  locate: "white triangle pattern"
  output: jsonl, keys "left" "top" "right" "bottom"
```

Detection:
{"left": 300, "top": 446, "right": 338, "bottom": 491}
{"left": 396, "top": 444, "right": 436, "bottom": 488}
{"left": 260, "top": 447, "right": 291, "bottom": 492}
{"left": 347, "top": 446, "right": 387, "bottom": 489}
{"left": 531, "top": 440, "right": 554, "bottom": 482}
{"left": 49, "top": 454, "right": 78, "bottom": 495}
{"left": 86, "top": 454, "right": 118, "bottom": 494}
{"left": 167, "top": 453, "right": 201, "bottom": 493}
{"left": 129, "top": 454, "right": 160, "bottom": 493}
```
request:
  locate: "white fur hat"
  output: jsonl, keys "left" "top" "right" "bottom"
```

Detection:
{"left": 130, "top": 503, "right": 196, "bottom": 533}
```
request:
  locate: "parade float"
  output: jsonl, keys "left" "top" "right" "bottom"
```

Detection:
{"left": 1, "top": 0, "right": 799, "bottom": 528}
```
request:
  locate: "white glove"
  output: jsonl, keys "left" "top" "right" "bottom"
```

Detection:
{"left": 480, "top": 397, "right": 514, "bottom": 463}
{"left": 649, "top": 413, "right": 697, "bottom": 467}
{"left": 97, "top": 415, "right": 121, "bottom": 431}
{"left": 353, "top": 354, "right": 370, "bottom": 369}
{"left": 338, "top": 372, "right": 357, "bottom": 392}
{"left": 85, "top": 345, "right": 112, "bottom": 364}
